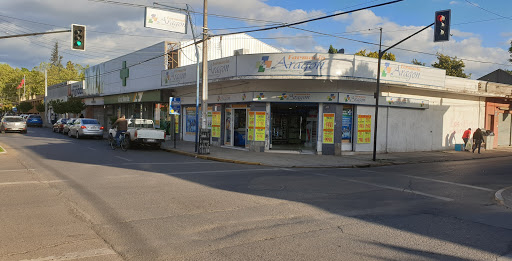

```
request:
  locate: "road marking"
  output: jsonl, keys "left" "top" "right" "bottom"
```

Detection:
{"left": 115, "top": 156, "right": 132, "bottom": 162}
{"left": 169, "top": 168, "right": 281, "bottom": 175}
{"left": 20, "top": 248, "right": 116, "bottom": 261}
{"left": 0, "top": 180, "right": 66, "bottom": 186}
{"left": 0, "top": 169, "right": 36, "bottom": 172}
{"left": 398, "top": 174, "right": 494, "bottom": 192}
{"left": 120, "top": 161, "right": 222, "bottom": 165}
{"left": 87, "top": 147, "right": 97, "bottom": 151}
{"left": 313, "top": 173, "right": 454, "bottom": 202}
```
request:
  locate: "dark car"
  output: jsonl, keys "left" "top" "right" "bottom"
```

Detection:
{"left": 52, "top": 118, "right": 68, "bottom": 133}
{"left": 26, "top": 114, "right": 43, "bottom": 127}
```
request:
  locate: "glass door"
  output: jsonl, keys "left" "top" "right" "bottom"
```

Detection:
{"left": 225, "top": 109, "right": 232, "bottom": 146}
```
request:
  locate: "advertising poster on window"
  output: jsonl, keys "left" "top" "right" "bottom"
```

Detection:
{"left": 357, "top": 115, "right": 372, "bottom": 143}
{"left": 323, "top": 113, "right": 335, "bottom": 144}
{"left": 212, "top": 111, "right": 221, "bottom": 138}
{"left": 255, "top": 112, "right": 266, "bottom": 141}
{"left": 186, "top": 107, "right": 197, "bottom": 134}
{"left": 248, "top": 111, "right": 255, "bottom": 141}
{"left": 341, "top": 108, "right": 352, "bottom": 140}
{"left": 174, "top": 114, "right": 179, "bottom": 134}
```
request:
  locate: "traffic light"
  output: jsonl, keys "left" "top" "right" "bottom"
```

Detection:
{"left": 434, "top": 10, "right": 450, "bottom": 42}
{"left": 71, "top": 24, "right": 86, "bottom": 51}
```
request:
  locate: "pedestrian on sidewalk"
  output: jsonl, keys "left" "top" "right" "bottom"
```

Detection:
{"left": 472, "top": 128, "right": 484, "bottom": 154}
{"left": 462, "top": 128, "right": 471, "bottom": 151}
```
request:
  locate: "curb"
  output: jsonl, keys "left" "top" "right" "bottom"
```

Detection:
{"left": 495, "top": 186, "right": 512, "bottom": 208}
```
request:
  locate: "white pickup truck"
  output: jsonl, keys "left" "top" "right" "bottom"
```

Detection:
{"left": 109, "top": 119, "right": 166, "bottom": 148}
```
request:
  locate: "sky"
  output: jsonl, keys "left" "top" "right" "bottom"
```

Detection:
{"left": 0, "top": 0, "right": 511, "bottom": 79}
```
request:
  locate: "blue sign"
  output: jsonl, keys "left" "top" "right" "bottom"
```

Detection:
{"left": 12, "top": 107, "right": 17, "bottom": 112}
{"left": 169, "top": 97, "right": 181, "bottom": 115}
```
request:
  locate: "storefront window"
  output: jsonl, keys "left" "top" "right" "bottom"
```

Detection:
{"left": 342, "top": 105, "right": 353, "bottom": 142}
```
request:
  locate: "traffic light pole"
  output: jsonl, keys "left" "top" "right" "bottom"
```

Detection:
{"left": 372, "top": 22, "right": 434, "bottom": 161}
{"left": 0, "top": 30, "right": 70, "bottom": 40}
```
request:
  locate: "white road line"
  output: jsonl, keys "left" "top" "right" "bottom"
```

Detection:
{"left": 114, "top": 156, "right": 132, "bottom": 162}
{"left": 20, "top": 248, "right": 116, "bottom": 261}
{"left": 87, "top": 147, "right": 97, "bottom": 151}
{"left": 169, "top": 168, "right": 281, "bottom": 175}
{"left": 0, "top": 180, "right": 66, "bottom": 186}
{"left": 0, "top": 169, "right": 36, "bottom": 172}
{"left": 398, "top": 174, "right": 494, "bottom": 192}
{"left": 120, "top": 162, "right": 222, "bottom": 165}
{"left": 313, "top": 173, "right": 454, "bottom": 202}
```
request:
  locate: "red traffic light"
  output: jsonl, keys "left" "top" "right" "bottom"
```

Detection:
{"left": 437, "top": 15, "right": 445, "bottom": 22}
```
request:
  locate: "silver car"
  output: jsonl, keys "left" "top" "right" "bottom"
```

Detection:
{"left": 0, "top": 116, "right": 27, "bottom": 133}
{"left": 62, "top": 118, "right": 77, "bottom": 134}
{"left": 68, "top": 118, "right": 104, "bottom": 139}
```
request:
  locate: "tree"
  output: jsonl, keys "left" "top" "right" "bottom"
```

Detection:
{"left": 411, "top": 59, "right": 426, "bottom": 66}
{"left": 431, "top": 53, "right": 471, "bottom": 78}
{"left": 35, "top": 102, "right": 45, "bottom": 113}
{"left": 509, "top": 40, "right": 512, "bottom": 63}
{"left": 18, "top": 101, "right": 33, "bottom": 113}
{"left": 355, "top": 49, "right": 396, "bottom": 61}
{"left": 65, "top": 97, "right": 85, "bottom": 114}
{"left": 328, "top": 45, "right": 337, "bottom": 54}
{"left": 51, "top": 42, "right": 63, "bottom": 67}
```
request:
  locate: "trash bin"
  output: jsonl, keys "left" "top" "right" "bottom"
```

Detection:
{"left": 483, "top": 130, "right": 494, "bottom": 150}
{"left": 455, "top": 144, "right": 464, "bottom": 151}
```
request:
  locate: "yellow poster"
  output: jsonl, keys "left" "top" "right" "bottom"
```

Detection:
{"left": 255, "top": 112, "right": 266, "bottom": 141}
{"left": 212, "top": 111, "right": 221, "bottom": 138}
{"left": 248, "top": 111, "right": 255, "bottom": 141}
{"left": 323, "top": 113, "right": 335, "bottom": 144}
{"left": 174, "top": 115, "right": 179, "bottom": 134}
{"left": 357, "top": 115, "right": 371, "bottom": 143}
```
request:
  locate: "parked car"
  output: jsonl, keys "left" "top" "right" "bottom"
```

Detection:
{"left": 26, "top": 114, "right": 43, "bottom": 127}
{"left": 108, "top": 118, "right": 165, "bottom": 148}
{"left": 62, "top": 118, "right": 77, "bottom": 134}
{"left": 68, "top": 118, "right": 104, "bottom": 139}
{"left": 0, "top": 116, "right": 27, "bottom": 133}
{"left": 52, "top": 118, "right": 68, "bottom": 133}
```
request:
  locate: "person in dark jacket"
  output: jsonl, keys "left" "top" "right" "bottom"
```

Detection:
{"left": 472, "top": 128, "right": 484, "bottom": 154}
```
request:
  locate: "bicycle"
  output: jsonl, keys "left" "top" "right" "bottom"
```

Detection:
{"left": 109, "top": 132, "right": 129, "bottom": 151}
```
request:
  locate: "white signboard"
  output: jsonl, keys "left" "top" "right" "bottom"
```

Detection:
{"left": 161, "top": 57, "right": 237, "bottom": 87}
{"left": 145, "top": 7, "right": 187, "bottom": 34}
{"left": 237, "top": 53, "right": 354, "bottom": 77}
{"left": 383, "top": 97, "right": 429, "bottom": 109}
{"left": 339, "top": 93, "right": 375, "bottom": 105}
{"left": 208, "top": 57, "right": 237, "bottom": 80}
{"left": 253, "top": 92, "right": 338, "bottom": 103}
{"left": 180, "top": 92, "right": 253, "bottom": 105}
{"left": 353, "top": 56, "right": 446, "bottom": 88}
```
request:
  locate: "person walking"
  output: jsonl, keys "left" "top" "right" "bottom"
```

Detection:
{"left": 472, "top": 128, "right": 484, "bottom": 154}
{"left": 462, "top": 128, "right": 471, "bottom": 151}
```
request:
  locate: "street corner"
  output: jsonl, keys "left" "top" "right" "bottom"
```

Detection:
{"left": 495, "top": 186, "right": 512, "bottom": 209}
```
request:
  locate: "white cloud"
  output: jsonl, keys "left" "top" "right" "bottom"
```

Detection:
{"left": 450, "top": 1, "right": 459, "bottom": 5}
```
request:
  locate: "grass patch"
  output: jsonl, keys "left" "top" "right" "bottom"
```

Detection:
{"left": 0, "top": 146, "right": 5, "bottom": 153}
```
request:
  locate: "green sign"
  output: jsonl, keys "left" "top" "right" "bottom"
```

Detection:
{"left": 104, "top": 90, "right": 162, "bottom": 104}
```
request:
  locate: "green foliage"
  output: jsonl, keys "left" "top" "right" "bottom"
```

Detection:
{"left": 328, "top": 45, "right": 337, "bottom": 54}
{"left": 355, "top": 49, "right": 396, "bottom": 61}
{"left": 66, "top": 97, "right": 85, "bottom": 114}
{"left": 18, "top": 101, "right": 33, "bottom": 113}
{"left": 411, "top": 59, "right": 426, "bottom": 66}
{"left": 51, "top": 42, "right": 63, "bottom": 67}
{"left": 35, "top": 102, "right": 45, "bottom": 113}
{"left": 431, "top": 53, "right": 471, "bottom": 78}
{"left": 509, "top": 40, "right": 512, "bottom": 63}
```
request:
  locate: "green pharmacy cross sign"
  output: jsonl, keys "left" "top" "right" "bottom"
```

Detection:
{"left": 120, "top": 61, "right": 129, "bottom": 86}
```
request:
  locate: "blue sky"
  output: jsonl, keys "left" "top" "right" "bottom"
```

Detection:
{"left": 0, "top": 0, "right": 510, "bottom": 79}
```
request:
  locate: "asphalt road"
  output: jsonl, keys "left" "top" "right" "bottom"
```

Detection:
{"left": 1, "top": 127, "right": 512, "bottom": 261}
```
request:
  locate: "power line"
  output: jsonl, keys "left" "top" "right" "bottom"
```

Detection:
{"left": 464, "top": 0, "right": 512, "bottom": 21}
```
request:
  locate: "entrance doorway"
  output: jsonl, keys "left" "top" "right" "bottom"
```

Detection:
{"left": 271, "top": 103, "right": 317, "bottom": 152}
{"left": 224, "top": 108, "right": 247, "bottom": 147}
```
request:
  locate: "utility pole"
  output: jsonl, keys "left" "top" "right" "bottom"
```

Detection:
{"left": 201, "top": 0, "right": 208, "bottom": 130}
{"left": 23, "top": 74, "right": 26, "bottom": 100}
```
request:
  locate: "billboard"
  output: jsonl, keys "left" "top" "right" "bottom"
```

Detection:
{"left": 145, "top": 7, "right": 187, "bottom": 34}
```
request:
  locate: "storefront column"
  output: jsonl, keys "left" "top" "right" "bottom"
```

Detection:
{"left": 265, "top": 102, "right": 271, "bottom": 151}
{"left": 317, "top": 102, "right": 323, "bottom": 155}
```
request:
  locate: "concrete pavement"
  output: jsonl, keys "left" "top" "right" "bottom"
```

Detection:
{"left": 161, "top": 140, "right": 512, "bottom": 208}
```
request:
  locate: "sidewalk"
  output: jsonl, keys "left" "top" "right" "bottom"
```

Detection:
{"left": 161, "top": 140, "right": 512, "bottom": 208}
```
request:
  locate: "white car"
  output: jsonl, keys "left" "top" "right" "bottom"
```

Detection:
{"left": 1, "top": 116, "right": 27, "bottom": 133}
{"left": 109, "top": 119, "right": 165, "bottom": 148}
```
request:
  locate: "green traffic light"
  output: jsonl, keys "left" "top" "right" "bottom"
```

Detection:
{"left": 76, "top": 41, "right": 82, "bottom": 46}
